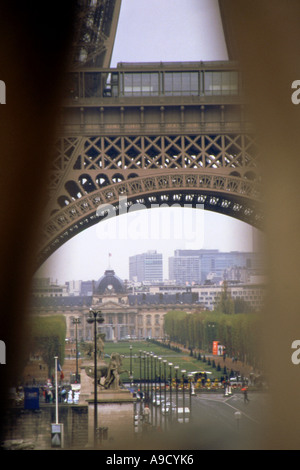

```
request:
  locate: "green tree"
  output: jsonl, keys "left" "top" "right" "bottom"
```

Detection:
{"left": 216, "top": 281, "right": 235, "bottom": 314}
{"left": 29, "top": 315, "right": 66, "bottom": 377}
{"left": 164, "top": 310, "right": 187, "bottom": 343}
{"left": 163, "top": 306, "right": 262, "bottom": 370}
{"left": 234, "top": 297, "right": 253, "bottom": 314}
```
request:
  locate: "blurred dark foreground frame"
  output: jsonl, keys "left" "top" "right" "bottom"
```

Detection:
{"left": 1, "top": 0, "right": 300, "bottom": 450}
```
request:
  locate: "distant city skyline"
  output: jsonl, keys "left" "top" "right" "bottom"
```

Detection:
{"left": 35, "top": 208, "right": 262, "bottom": 284}
{"left": 35, "top": 0, "right": 263, "bottom": 285}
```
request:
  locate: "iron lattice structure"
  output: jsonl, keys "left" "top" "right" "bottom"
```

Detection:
{"left": 71, "top": 0, "right": 121, "bottom": 68}
{"left": 38, "top": 60, "right": 262, "bottom": 266}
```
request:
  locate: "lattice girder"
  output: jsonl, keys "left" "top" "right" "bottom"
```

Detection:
{"left": 38, "top": 129, "right": 262, "bottom": 266}
{"left": 49, "top": 132, "right": 259, "bottom": 196}
{"left": 71, "top": 0, "right": 121, "bottom": 68}
{"left": 39, "top": 161, "right": 262, "bottom": 267}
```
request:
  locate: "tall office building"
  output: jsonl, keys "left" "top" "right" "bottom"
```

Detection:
{"left": 129, "top": 250, "right": 163, "bottom": 283}
{"left": 169, "top": 249, "right": 261, "bottom": 285}
{"left": 168, "top": 254, "right": 201, "bottom": 285}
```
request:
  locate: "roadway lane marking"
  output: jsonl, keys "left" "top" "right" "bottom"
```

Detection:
{"left": 224, "top": 396, "right": 259, "bottom": 423}
{"left": 197, "top": 394, "right": 260, "bottom": 424}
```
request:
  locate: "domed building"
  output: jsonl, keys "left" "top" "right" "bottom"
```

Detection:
{"left": 90, "top": 267, "right": 131, "bottom": 341}
{"left": 31, "top": 266, "right": 174, "bottom": 343}
{"left": 92, "top": 268, "right": 128, "bottom": 308}
{"left": 94, "top": 269, "right": 125, "bottom": 295}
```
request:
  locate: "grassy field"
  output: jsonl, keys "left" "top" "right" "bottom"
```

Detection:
{"left": 99, "top": 340, "right": 222, "bottom": 382}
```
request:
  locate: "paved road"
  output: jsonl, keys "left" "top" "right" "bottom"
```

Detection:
{"left": 187, "top": 392, "right": 269, "bottom": 449}
{"left": 136, "top": 391, "right": 269, "bottom": 450}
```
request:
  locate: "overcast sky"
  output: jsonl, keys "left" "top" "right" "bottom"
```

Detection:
{"left": 35, "top": 0, "right": 261, "bottom": 284}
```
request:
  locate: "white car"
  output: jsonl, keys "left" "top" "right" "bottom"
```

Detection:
{"left": 153, "top": 396, "right": 164, "bottom": 406}
{"left": 177, "top": 407, "right": 190, "bottom": 423}
{"left": 161, "top": 402, "right": 176, "bottom": 415}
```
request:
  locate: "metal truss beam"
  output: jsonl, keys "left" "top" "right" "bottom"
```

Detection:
{"left": 71, "top": 0, "right": 121, "bottom": 68}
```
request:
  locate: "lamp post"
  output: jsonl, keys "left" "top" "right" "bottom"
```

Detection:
{"left": 168, "top": 362, "right": 173, "bottom": 422}
{"left": 139, "top": 350, "right": 142, "bottom": 396}
{"left": 174, "top": 366, "right": 179, "bottom": 423}
{"left": 188, "top": 373, "right": 193, "bottom": 421}
{"left": 158, "top": 357, "right": 162, "bottom": 428}
{"left": 163, "top": 360, "right": 167, "bottom": 404}
{"left": 181, "top": 370, "right": 186, "bottom": 424}
{"left": 153, "top": 355, "right": 157, "bottom": 400}
{"left": 150, "top": 353, "right": 153, "bottom": 402}
{"left": 143, "top": 351, "right": 147, "bottom": 400}
{"left": 145, "top": 351, "right": 148, "bottom": 400}
{"left": 146, "top": 352, "right": 150, "bottom": 401}
{"left": 163, "top": 360, "right": 167, "bottom": 431}
{"left": 72, "top": 317, "right": 81, "bottom": 383}
{"left": 87, "top": 308, "right": 104, "bottom": 447}
{"left": 158, "top": 357, "right": 162, "bottom": 402}
{"left": 154, "top": 355, "right": 157, "bottom": 426}
{"left": 129, "top": 345, "right": 133, "bottom": 386}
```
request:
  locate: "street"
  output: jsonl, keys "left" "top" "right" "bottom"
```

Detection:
{"left": 134, "top": 391, "right": 269, "bottom": 450}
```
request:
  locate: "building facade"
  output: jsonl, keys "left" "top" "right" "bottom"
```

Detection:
{"left": 31, "top": 269, "right": 178, "bottom": 343}
{"left": 31, "top": 265, "right": 265, "bottom": 346}
{"left": 129, "top": 250, "right": 163, "bottom": 283}
{"left": 169, "top": 249, "right": 262, "bottom": 284}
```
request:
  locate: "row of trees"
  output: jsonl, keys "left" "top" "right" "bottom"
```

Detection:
{"left": 164, "top": 308, "right": 263, "bottom": 370}
{"left": 28, "top": 315, "right": 66, "bottom": 376}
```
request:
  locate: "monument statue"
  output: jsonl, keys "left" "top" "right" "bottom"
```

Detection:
{"left": 85, "top": 352, "right": 128, "bottom": 390}
{"left": 103, "top": 353, "right": 128, "bottom": 390}
{"left": 82, "top": 334, "right": 105, "bottom": 360}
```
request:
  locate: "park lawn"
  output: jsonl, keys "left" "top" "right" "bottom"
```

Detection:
{"left": 101, "top": 340, "right": 222, "bottom": 381}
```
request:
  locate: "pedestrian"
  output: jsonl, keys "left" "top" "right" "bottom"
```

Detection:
{"left": 243, "top": 387, "right": 250, "bottom": 403}
{"left": 143, "top": 404, "right": 151, "bottom": 430}
{"left": 67, "top": 389, "right": 73, "bottom": 404}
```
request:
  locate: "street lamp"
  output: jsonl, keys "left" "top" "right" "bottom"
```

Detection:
{"left": 188, "top": 373, "right": 193, "bottom": 420}
{"left": 72, "top": 317, "right": 81, "bottom": 383}
{"left": 87, "top": 308, "right": 104, "bottom": 447}
{"left": 153, "top": 355, "right": 157, "bottom": 426}
{"left": 153, "top": 355, "right": 157, "bottom": 398}
{"left": 168, "top": 363, "right": 173, "bottom": 422}
{"left": 163, "top": 360, "right": 167, "bottom": 408}
{"left": 146, "top": 352, "right": 150, "bottom": 401}
{"left": 181, "top": 370, "right": 186, "bottom": 424}
{"left": 174, "top": 366, "right": 179, "bottom": 422}
{"left": 158, "top": 357, "right": 162, "bottom": 428}
{"left": 150, "top": 353, "right": 153, "bottom": 401}
{"left": 143, "top": 351, "right": 147, "bottom": 400}
{"left": 129, "top": 345, "right": 133, "bottom": 386}
{"left": 139, "top": 350, "right": 142, "bottom": 395}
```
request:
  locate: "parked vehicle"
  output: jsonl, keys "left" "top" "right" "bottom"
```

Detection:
{"left": 153, "top": 396, "right": 164, "bottom": 406}
{"left": 161, "top": 402, "right": 176, "bottom": 415}
{"left": 177, "top": 407, "right": 190, "bottom": 423}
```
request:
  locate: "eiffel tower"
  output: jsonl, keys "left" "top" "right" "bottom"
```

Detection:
{"left": 37, "top": 0, "right": 262, "bottom": 267}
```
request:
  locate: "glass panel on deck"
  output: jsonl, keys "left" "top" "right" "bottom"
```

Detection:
{"left": 164, "top": 71, "right": 199, "bottom": 96}
{"left": 204, "top": 71, "right": 239, "bottom": 95}
{"left": 123, "top": 72, "right": 159, "bottom": 96}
